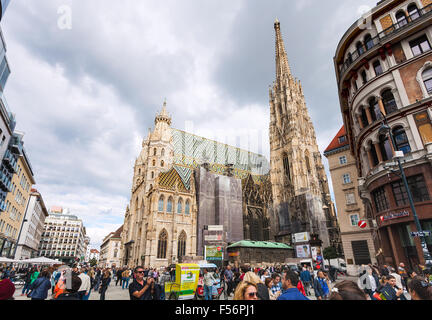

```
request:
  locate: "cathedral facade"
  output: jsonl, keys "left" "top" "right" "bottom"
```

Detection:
{"left": 121, "top": 20, "right": 340, "bottom": 268}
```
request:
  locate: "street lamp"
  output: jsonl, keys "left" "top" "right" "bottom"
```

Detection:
{"left": 378, "top": 116, "right": 432, "bottom": 267}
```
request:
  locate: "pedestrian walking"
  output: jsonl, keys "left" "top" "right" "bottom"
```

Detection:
{"left": 55, "top": 275, "right": 82, "bottom": 300}
{"left": 122, "top": 268, "right": 131, "bottom": 290}
{"left": 27, "top": 270, "right": 51, "bottom": 300}
{"left": 116, "top": 268, "right": 123, "bottom": 286}
{"left": 159, "top": 267, "right": 171, "bottom": 300}
{"left": 203, "top": 268, "right": 216, "bottom": 301}
{"left": 78, "top": 268, "right": 92, "bottom": 300}
{"left": 398, "top": 263, "right": 409, "bottom": 289}
{"left": 223, "top": 265, "right": 234, "bottom": 298}
{"left": 21, "top": 268, "right": 33, "bottom": 296}
{"left": 99, "top": 270, "right": 111, "bottom": 300}
{"left": 300, "top": 267, "right": 312, "bottom": 296}
{"left": 313, "top": 271, "right": 330, "bottom": 300}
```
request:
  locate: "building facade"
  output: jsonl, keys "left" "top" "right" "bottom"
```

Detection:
{"left": 38, "top": 207, "right": 88, "bottom": 265}
{"left": 334, "top": 0, "right": 432, "bottom": 268}
{"left": 0, "top": 142, "right": 34, "bottom": 258}
{"left": 269, "top": 20, "right": 341, "bottom": 252}
{"left": 324, "top": 126, "right": 378, "bottom": 275}
{"left": 88, "top": 249, "right": 100, "bottom": 263}
{"left": 14, "top": 188, "right": 48, "bottom": 260}
{"left": 99, "top": 225, "right": 123, "bottom": 268}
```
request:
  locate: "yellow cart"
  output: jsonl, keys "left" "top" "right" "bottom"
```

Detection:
{"left": 165, "top": 263, "right": 200, "bottom": 300}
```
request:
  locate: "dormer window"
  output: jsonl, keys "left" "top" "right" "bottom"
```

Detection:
{"left": 338, "top": 135, "right": 347, "bottom": 144}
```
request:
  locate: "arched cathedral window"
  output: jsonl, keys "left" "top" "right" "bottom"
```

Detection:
{"left": 157, "top": 230, "right": 168, "bottom": 259}
{"left": 283, "top": 154, "right": 291, "bottom": 181}
{"left": 177, "top": 231, "right": 186, "bottom": 258}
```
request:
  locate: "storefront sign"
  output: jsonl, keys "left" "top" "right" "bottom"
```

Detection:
{"left": 380, "top": 211, "right": 409, "bottom": 222}
{"left": 204, "top": 234, "right": 223, "bottom": 241}
{"left": 228, "top": 251, "right": 239, "bottom": 257}
{"left": 410, "top": 231, "right": 432, "bottom": 237}
{"left": 207, "top": 225, "right": 224, "bottom": 232}
{"left": 296, "top": 244, "right": 311, "bottom": 258}
{"left": 205, "top": 246, "right": 223, "bottom": 261}
{"left": 293, "top": 232, "right": 310, "bottom": 243}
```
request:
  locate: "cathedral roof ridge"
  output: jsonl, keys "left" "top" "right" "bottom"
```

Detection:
{"left": 171, "top": 128, "right": 268, "bottom": 158}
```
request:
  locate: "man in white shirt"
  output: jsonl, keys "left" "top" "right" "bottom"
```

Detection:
{"left": 77, "top": 268, "right": 92, "bottom": 300}
{"left": 389, "top": 267, "right": 403, "bottom": 289}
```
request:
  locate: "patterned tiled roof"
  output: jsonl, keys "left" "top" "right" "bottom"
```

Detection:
{"left": 159, "top": 165, "right": 193, "bottom": 192}
{"left": 171, "top": 129, "right": 270, "bottom": 180}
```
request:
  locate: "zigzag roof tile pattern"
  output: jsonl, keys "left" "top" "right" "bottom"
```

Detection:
{"left": 171, "top": 129, "right": 270, "bottom": 181}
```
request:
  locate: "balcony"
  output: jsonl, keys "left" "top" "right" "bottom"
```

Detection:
{"left": 2, "top": 150, "right": 17, "bottom": 172}
{"left": 339, "top": 3, "right": 432, "bottom": 79}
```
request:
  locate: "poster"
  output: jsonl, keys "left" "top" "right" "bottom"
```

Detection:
{"left": 296, "top": 244, "right": 311, "bottom": 258}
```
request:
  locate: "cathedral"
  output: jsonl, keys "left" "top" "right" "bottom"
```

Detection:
{"left": 120, "top": 20, "right": 340, "bottom": 268}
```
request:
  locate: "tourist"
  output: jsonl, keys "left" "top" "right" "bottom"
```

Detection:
{"left": 398, "top": 263, "right": 409, "bottom": 289}
{"left": 260, "top": 270, "right": 270, "bottom": 283}
{"left": 116, "top": 268, "right": 123, "bottom": 286}
{"left": 55, "top": 275, "right": 82, "bottom": 300}
{"left": 300, "top": 267, "right": 312, "bottom": 296}
{"left": 0, "top": 278, "right": 15, "bottom": 300}
{"left": 122, "top": 268, "right": 131, "bottom": 290}
{"left": 203, "top": 268, "right": 216, "bottom": 300}
{"left": 277, "top": 270, "right": 309, "bottom": 300}
{"left": 224, "top": 265, "right": 234, "bottom": 298}
{"left": 28, "top": 270, "right": 52, "bottom": 300}
{"left": 266, "top": 277, "right": 280, "bottom": 300}
{"left": 313, "top": 271, "right": 330, "bottom": 300}
{"left": 233, "top": 281, "right": 258, "bottom": 301}
{"left": 99, "top": 269, "right": 111, "bottom": 300}
{"left": 78, "top": 268, "right": 92, "bottom": 300}
{"left": 129, "top": 266, "right": 154, "bottom": 300}
{"left": 379, "top": 275, "right": 406, "bottom": 300}
{"left": 21, "top": 268, "right": 33, "bottom": 296}
{"left": 407, "top": 276, "right": 432, "bottom": 300}
{"left": 329, "top": 280, "right": 367, "bottom": 300}
{"left": 270, "top": 273, "right": 282, "bottom": 296}
{"left": 159, "top": 267, "right": 171, "bottom": 300}
{"left": 243, "top": 271, "right": 269, "bottom": 300}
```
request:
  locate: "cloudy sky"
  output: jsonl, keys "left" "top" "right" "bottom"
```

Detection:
{"left": 2, "top": 0, "right": 378, "bottom": 248}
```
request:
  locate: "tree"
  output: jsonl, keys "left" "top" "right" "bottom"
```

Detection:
{"left": 323, "top": 246, "right": 338, "bottom": 267}
{"left": 89, "top": 258, "right": 98, "bottom": 267}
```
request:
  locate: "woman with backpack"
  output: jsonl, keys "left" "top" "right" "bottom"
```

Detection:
{"left": 28, "top": 270, "right": 52, "bottom": 300}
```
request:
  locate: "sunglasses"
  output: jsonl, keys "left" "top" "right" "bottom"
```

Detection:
{"left": 247, "top": 292, "right": 258, "bottom": 298}
{"left": 136, "top": 271, "right": 145, "bottom": 274}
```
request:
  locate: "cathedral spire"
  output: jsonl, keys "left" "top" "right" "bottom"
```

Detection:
{"left": 155, "top": 99, "right": 172, "bottom": 126}
{"left": 274, "top": 19, "right": 292, "bottom": 81}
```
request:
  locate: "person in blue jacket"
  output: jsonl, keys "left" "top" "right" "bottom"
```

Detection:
{"left": 28, "top": 270, "right": 52, "bottom": 300}
{"left": 277, "top": 270, "right": 309, "bottom": 300}
{"left": 300, "top": 267, "right": 312, "bottom": 296}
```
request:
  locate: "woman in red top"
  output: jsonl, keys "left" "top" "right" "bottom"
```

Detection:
{"left": 297, "top": 279, "right": 306, "bottom": 296}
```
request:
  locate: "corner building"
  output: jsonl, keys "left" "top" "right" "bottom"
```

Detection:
{"left": 334, "top": 0, "right": 432, "bottom": 268}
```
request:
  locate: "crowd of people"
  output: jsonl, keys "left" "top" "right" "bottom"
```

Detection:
{"left": 0, "top": 261, "right": 431, "bottom": 301}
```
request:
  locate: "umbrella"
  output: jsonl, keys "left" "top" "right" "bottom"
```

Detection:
{"left": 19, "top": 257, "right": 63, "bottom": 265}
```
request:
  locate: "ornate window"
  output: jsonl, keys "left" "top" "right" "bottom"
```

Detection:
{"left": 154, "top": 148, "right": 157, "bottom": 156}
{"left": 167, "top": 197, "right": 173, "bottom": 213}
{"left": 396, "top": 11, "right": 408, "bottom": 27}
{"left": 161, "top": 160, "right": 164, "bottom": 167}
{"left": 407, "top": 3, "right": 420, "bottom": 20}
{"left": 356, "top": 42, "right": 364, "bottom": 56}
{"left": 364, "top": 34, "right": 374, "bottom": 51}
{"left": 368, "top": 98, "right": 379, "bottom": 122}
{"left": 422, "top": 68, "right": 432, "bottom": 94}
{"left": 177, "top": 198, "right": 183, "bottom": 214}
{"left": 379, "top": 134, "right": 393, "bottom": 161}
{"left": 410, "top": 35, "right": 431, "bottom": 57}
{"left": 157, "top": 230, "right": 168, "bottom": 259}
{"left": 161, "top": 148, "right": 165, "bottom": 157}
{"left": 177, "top": 231, "right": 186, "bottom": 258}
{"left": 392, "top": 126, "right": 411, "bottom": 154}
{"left": 158, "top": 196, "right": 164, "bottom": 212}
{"left": 152, "top": 159, "right": 156, "bottom": 166}
{"left": 185, "top": 200, "right": 190, "bottom": 215}
{"left": 381, "top": 90, "right": 398, "bottom": 114}
{"left": 373, "top": 60, "right": 383, "bottom": 76}
{"left": 283, "top": 154, "right": 291, "bottom": 181}
{"left": 414, "top": 111, "right": 432, "bottom": 145}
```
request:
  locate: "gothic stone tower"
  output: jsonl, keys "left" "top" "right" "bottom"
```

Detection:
{"left": 269, "top": 19, "right": 337, "bottom": 249}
